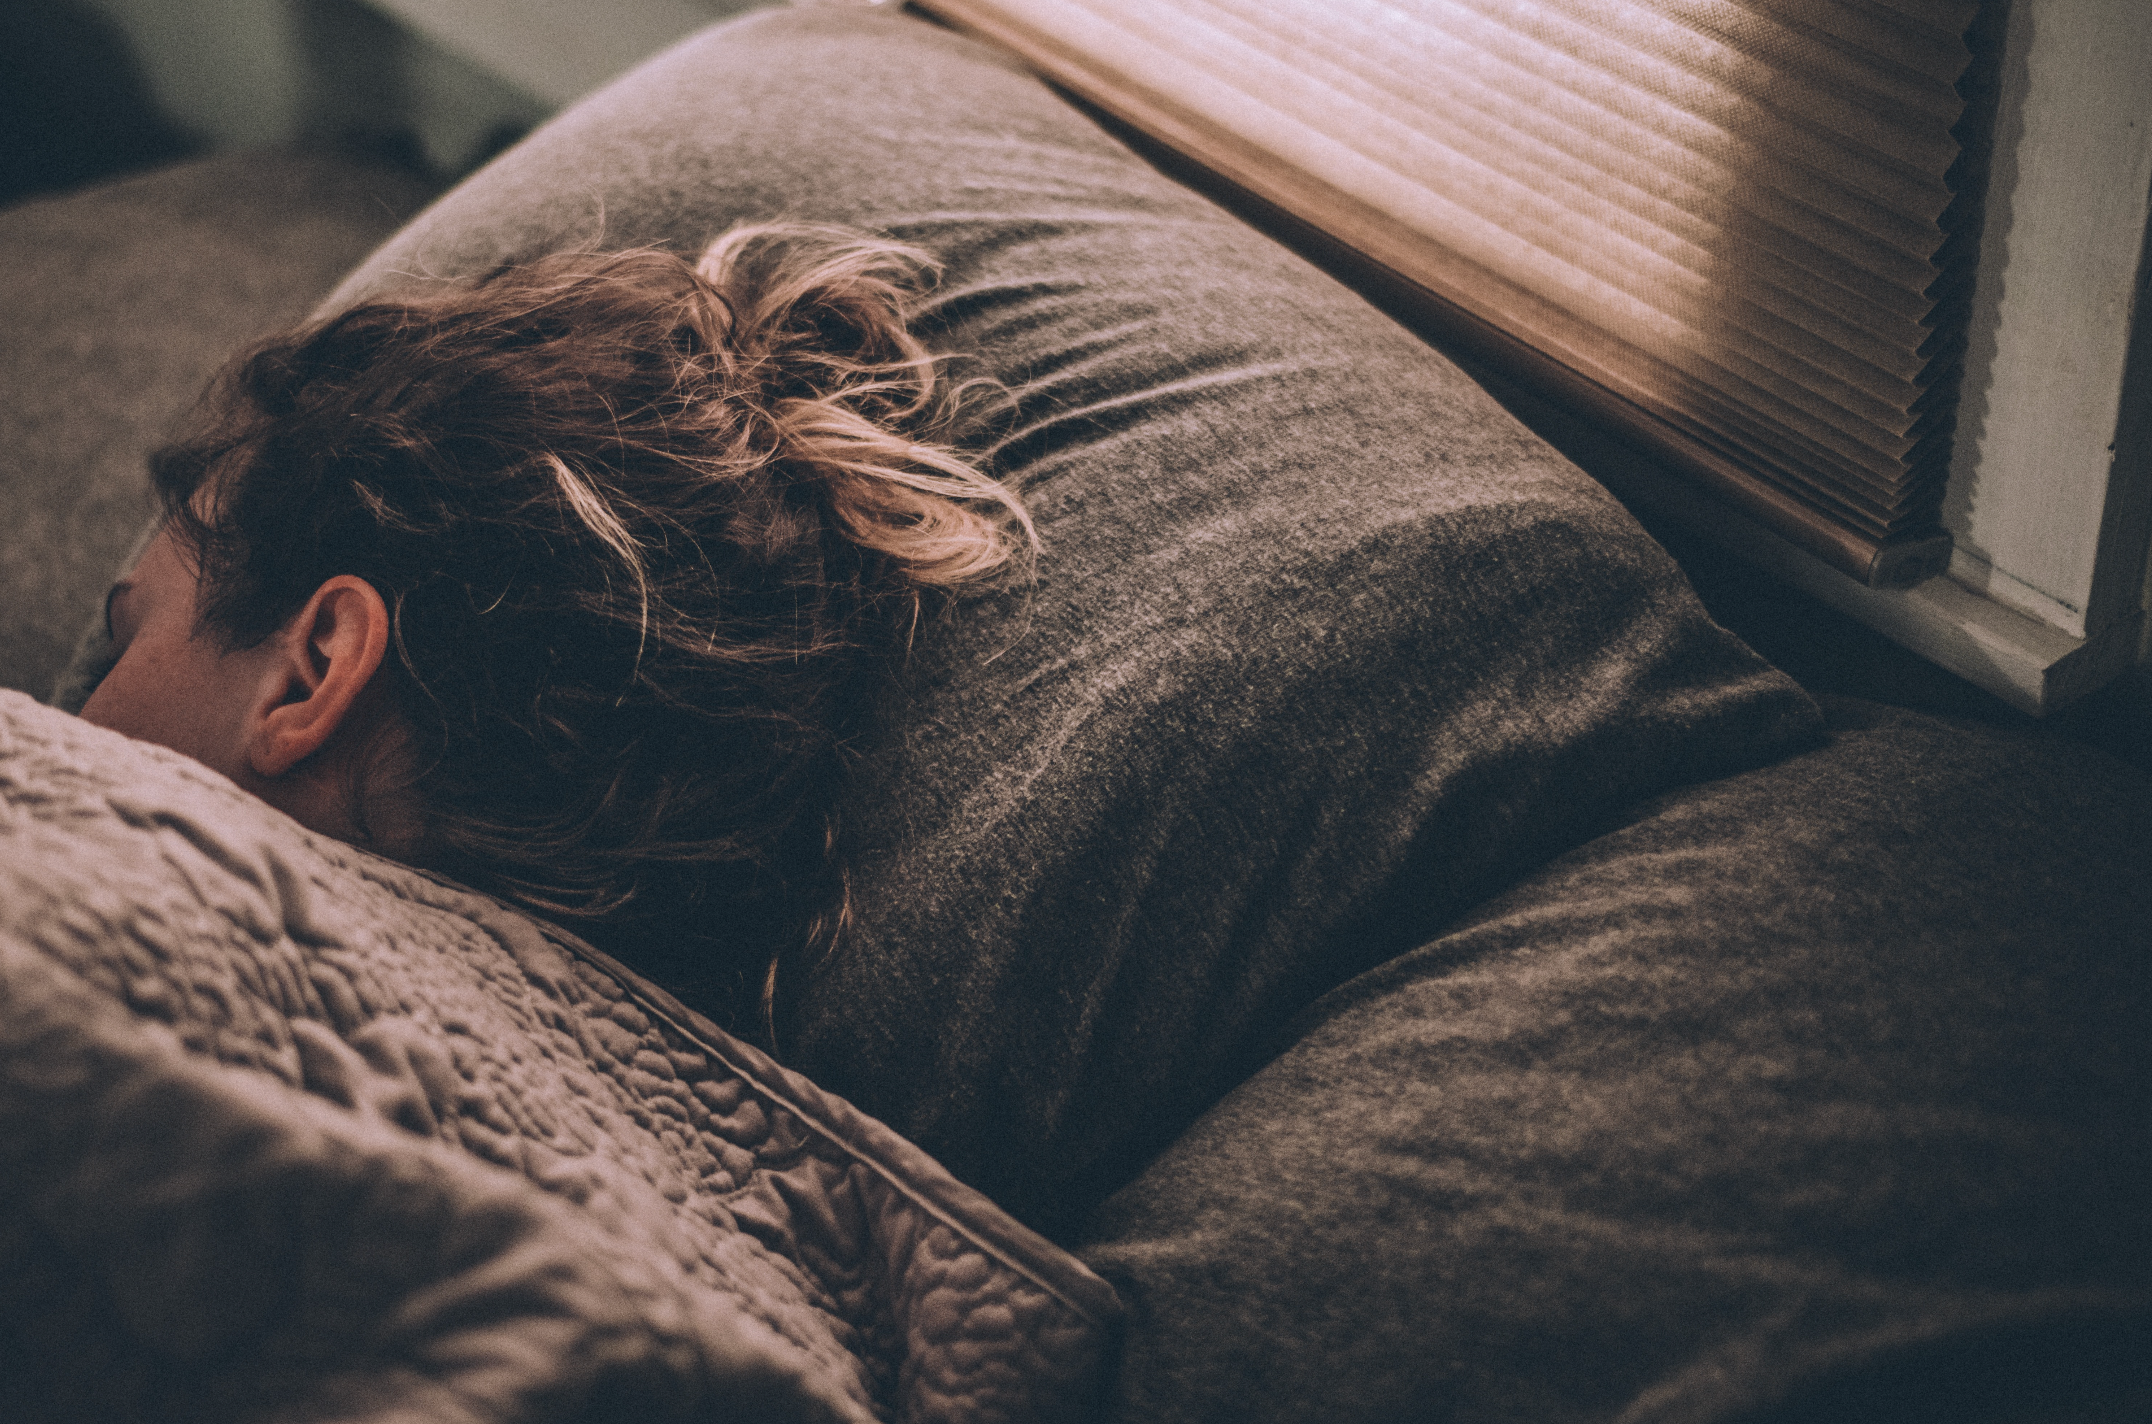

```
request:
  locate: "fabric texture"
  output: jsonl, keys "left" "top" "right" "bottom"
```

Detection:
{"left": 11, "top": 12, "right": 2144, "bottom": 1424}
{"left": 0, "top": 690, "right": 1120, "bottom": 1424}
{"left": 0, "top": 151, "right": 434, "bottom": 704}
{"left": 905, "top": 0, "right": 1983, "bottom": 561}
{"left": 261, "top": 5, "right": 1823, "bottom": 1235}
{"left": 1076, "top": 696, "right": 2152, "bottom": 1424}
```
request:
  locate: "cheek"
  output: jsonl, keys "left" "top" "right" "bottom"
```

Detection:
{"left": 80, "top": 626, "right": 256, "bottom": 781}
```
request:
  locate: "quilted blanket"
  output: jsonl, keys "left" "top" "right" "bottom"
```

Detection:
{"left": 0, "top": 690, "right": 1120, "bottom": 1423}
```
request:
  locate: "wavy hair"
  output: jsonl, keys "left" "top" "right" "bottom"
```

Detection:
{"left": 152, "top": 225, "right": 1033, "bottom": 1029}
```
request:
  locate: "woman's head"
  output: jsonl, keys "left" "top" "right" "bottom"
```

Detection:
{"left": 84, "top": 226, "right": 1031, "bottom": 1016}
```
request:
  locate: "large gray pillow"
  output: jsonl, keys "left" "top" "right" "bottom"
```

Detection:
{"left": 70, "top": 6, "right": 1822, "bottom": 1233}
{"left": 1078, "top": 698, "right": 2152, "bottom": 1423}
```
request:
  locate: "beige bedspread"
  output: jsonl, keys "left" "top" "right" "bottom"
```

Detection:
{"left": 0, "top": 690, "right": 1119, "bottom": 1423}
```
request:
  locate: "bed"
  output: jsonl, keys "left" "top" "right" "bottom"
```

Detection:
{"left": 2, "top": 7, "right": 2146, "bottom": 1421}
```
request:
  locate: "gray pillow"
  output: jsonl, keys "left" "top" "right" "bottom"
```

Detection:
{"left": 75, "top": 7, "right": 1823, "bottom": 1233}
{"left": 1078, "top": 698, "right": 2152, "bottom": 1423}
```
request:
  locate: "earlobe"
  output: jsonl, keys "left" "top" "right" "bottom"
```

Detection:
{"left": 243, "top": 577, "right": 392, "bottom": 778}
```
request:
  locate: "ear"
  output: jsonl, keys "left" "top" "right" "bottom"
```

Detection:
{"left": 242, "top": 576, "right": 392, "bottom": 778}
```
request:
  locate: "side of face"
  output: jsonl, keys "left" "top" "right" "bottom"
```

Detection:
{"left": 80, "top": 528, "right": 417, "bottom": 854}
{"left": 80, "top": 527, "right": 281, "bottom": 788}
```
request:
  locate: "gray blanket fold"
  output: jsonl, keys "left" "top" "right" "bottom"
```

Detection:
{"left": 0, "top": 690, "right": 1120, "bottom": 1423}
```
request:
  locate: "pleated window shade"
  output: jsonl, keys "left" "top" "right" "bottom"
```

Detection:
{"left": 916, "top": 0, "right": 1994, "bottom": 586}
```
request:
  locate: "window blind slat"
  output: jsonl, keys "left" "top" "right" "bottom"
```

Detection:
{"left": 1431, "top": 0, "right": 1958, "bottom": 223}
{"left": 1434, "top": 0, "right": 1962, "bottom": 199}
{"left": 1370, "top": 46, "right": 1943, "bottom": 327}
{"left": 914, "top": 0, "right": 1991, "bottom": 584}
{"left": 1169, "top": 1, "right": 1957, "bottom": 279}
{"left": 1223, "top": 4, "right": 1941, "bottom": 367}
{"left": 1649, "top": 0, "right": 1966, "bottom": 119}
{"left": 1861, "top": 0, "right": 1979, "bottom": 36}
{"left": 1758, "top": 6, "right": 1967, "bottom": 89}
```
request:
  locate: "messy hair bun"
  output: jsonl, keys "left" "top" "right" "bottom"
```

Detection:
{"left": 153, "top": 224, "right": 1035, "bottom": 1027}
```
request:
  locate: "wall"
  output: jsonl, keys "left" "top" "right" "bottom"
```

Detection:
{"left": 1942, "top": 0, "right": 2152, "bottom": 651}
{"left": 71, "top": 0, "right": 769, "bottom": 176}
{"left": 79, "top": 0, "right": 308, "bottom": 152}
{"left": 361, "top": 0, "right": 771, "bottom": 109}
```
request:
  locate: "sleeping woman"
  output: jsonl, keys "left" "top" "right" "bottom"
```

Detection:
{"left": 79, "top": 225, "right": 1034, "bottom": 1031}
